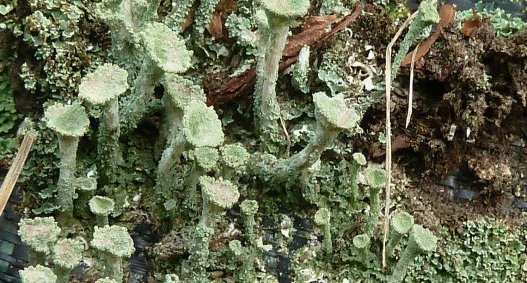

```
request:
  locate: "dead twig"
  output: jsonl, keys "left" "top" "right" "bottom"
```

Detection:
{"left": 406, "top": 42, "right": 420, "bottom": 128}
{"left": 0, "top": 134, "right": 37, "bottom": 217}
{"left": 383, "top": 11, "right": 418, "bottom": 268}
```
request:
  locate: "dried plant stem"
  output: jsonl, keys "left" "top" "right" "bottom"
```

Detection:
{"left": 0, "top": 134, "right": 37, "bottom": 217}
{"left": 406, "top": 42, "right": 420, "bottom": 128}
{"left": 383, "top": 11, "right": 418, "bottom": 268}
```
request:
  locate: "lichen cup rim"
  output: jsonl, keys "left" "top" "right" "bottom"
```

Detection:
{"left": 78, "top": 63, "right": 129, "bottom": 105}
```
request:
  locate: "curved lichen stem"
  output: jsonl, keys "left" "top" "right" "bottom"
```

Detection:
{"left": 364, "top": 186, "right": 382, "bottom": 237}
{"left": 183, "top": 161, "right": 204, "bottom": 211}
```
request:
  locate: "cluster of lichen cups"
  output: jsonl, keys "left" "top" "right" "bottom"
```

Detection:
{"left": 17, "top": 0, "right": 445, "bottom": 281}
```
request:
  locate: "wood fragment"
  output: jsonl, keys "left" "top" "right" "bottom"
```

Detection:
{"left": 401, "top": 4, "right": 456, "bottom": 66}
{"left": 207, "top": 3, "right": 362, "bottom": 106}
{"left": 0, "top": 134, "right": 37, "bottom": 217}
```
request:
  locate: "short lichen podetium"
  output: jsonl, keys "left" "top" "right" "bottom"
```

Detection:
{"left": 91, "top": 225, "right": 135, "bottom": 282}
{"left": 388, "top": 225, "right": 438, "bottom": 283}
{"left": 19, "top": 265, "right": 57, "bottom": 283}
{"left": 314, "top": 208, "right": 332, "bottom": 253}
{"left": 156, "top": 100, "right": 223, "bottom": 201}
{"left": 185, "top": 176, "right": 239, "bottom": 282}
{"left": 79, "top": 64, "right": 128, "bottom": 183}
{"left": 240, "top": 199, "right": 259, "bottom": 244}
{"left": 363, "top": 167, "right": 387, "bottom": 237}
{"left": 353, "top": 233, "right": 373, "bottom": 264}
{"left": 254, "top": 0, "right": 310, "bottom": 153}
{"left": 51, "top": 238, "right": 86, "bottom": 283}
{"left": 184, "top": 147, "right": 219, "bottom": 210}
{"left": 258, "top": 92, "right": 360, "bottom": 183}
{"left": 120, "top": 22, "right": 192, "bottom": 134}
{"left": 18, "top": 217, "right": 61, "bottom": 265}
{"left": 386, "top": 211, "right": 414, "bottom": 257}
{"left": 89, "top": 196, "right": 115, "bottom": 227}
{"left": 165, "top": 0, "right": 194, "bottom": 33}
{"left": 349, "top": 152, "right": 367, "bottom": 205}
{"left": 220, "top": 143, "right": 250, "bottom": 180}
{"left": 44, "top": 103, "right": 90, "bottom": 215}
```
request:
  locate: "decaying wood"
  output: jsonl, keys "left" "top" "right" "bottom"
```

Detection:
{"left": 0, "top": 134, "right": 37, "bottom": 217}
{"left": 207, "top": 3, "right": 363, "bottom": 106}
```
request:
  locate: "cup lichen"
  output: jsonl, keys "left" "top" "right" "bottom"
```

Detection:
{"left": 91, "top": 225, "right": 135, "bottom": 282}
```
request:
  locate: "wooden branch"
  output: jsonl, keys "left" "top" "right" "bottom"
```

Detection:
{"left": 0, "top": 134, "right": 37, "bottom": 217}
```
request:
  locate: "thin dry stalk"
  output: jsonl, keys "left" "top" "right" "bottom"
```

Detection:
{"left": 0, "top": 134, "right": 37, "bottom": 217}
{"left": 383, "top": 11, "right": 418, "bottom": 268}
{"left": 406, "top": 42, "right": 420, "bottom": 128}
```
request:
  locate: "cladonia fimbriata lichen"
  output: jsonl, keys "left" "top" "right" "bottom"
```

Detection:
{"left": 79, "top": 63, "right": 128, "bottom": 182}
{"left": 91, "top": 225, "right": 135, "bottom": 282}
{"left": 44, "top": 103, "right": 90, "bottom": 214}
{"left": 254, "top": 0, "right": 310, "bottom": 153}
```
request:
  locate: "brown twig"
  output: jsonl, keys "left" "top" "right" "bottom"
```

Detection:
{"left": 207, "top": 3, "right": 363, "bottom": 106}
{"left": 0, "top": 134, "right": 37, "bottom": 217}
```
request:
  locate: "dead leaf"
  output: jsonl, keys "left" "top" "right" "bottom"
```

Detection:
{"left": 208, "top": 13, "right": 224, "bottom": 38}
{"left": 401, "top": 4, "right": 456, "bottom": 66}
{"left": 462, "top": 10, "right": 481, "bottom": 37}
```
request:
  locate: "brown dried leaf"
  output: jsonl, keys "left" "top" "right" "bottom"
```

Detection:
{"left": 462, "top": 10, "right": 481, "bottom": 37}
{"left": 208, "top": 13, "right": 224, "bottom": 38}
{"left": 401, "top": 4, "right": 456, "bottom": 66}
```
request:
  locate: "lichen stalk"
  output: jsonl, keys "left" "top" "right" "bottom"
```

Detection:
{"left": 120, "top": 58, "right": 163, "bottom": 133}
{"left": 364, "top": 186, "right": 382, "bottom": 237}
{"left": 166, "top": 0, "right": 194, "bottom": 33}
{"left": 193, "top": 0, "right": 221, "bottom": 40}
{"left": 98, "top": 98, "right": 123, "bottom": 182}
{"left": 254, "top": 17, "right": 290, "bottom": 153}
{"left": 57, "top": 134, "right": 80, "bottom": 213}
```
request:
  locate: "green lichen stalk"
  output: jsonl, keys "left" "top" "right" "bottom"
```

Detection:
{"left": 184, "top": 147, "right": 219, "bottom": 210}
{"left": 256, "top": 92, "right": 360, "bottom": 183}
{"left": 349, "top": 153, "right": 367, "bottom": 204}
{"left": 166, "top": 0, "right": 194, "bottom": 33}
{"left": 363, "top": 168, "right": 386, "bottom": 237}
{"left": 254, "top": 0, "right": 310, "bottom": 153}
{"left": 52, "top": 238, "right": 86, "bottom": 283}
{"left": 20, "top": 265, "right": 57, "bottom": 283}
{"left": 44, "top": 103, "right": 89, "bottom": 214}
{"left": 79, "top": 64, "right": 129, "bottom": 183}
{"left": 240, "top": 200, "right": 259, "bottom": 244}
{"left": 388, "top": 225, "right": 437, "bottom": 283}
{"left": 314, "top": 208, "right": 332, "bottom": 253}
{"left": 353, "top": 233, "right": 372, "bottom": 263}
{"left": 193, "top": 0, "right": 221, "bottom": 40}
{"left": 184, "top": 223, "right": 214, "bottom": 283}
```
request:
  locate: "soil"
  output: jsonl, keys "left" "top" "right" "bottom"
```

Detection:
{"left": 356, "top": 14, "right": 527, "bottom": 231}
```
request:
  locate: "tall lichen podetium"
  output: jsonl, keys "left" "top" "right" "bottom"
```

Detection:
{"left": 390, "top": 0, "right": 439, "bottom": 81}
{"left": 44, "top": 103, "right": 90, "bottom": 216}
{"left": 254, "top": 0, "right": 310, "bottom": 154}
{"left": 79, "top": 64, "right": 128, "bottom": 183}
{"left": 120, "top": 22, "right": 192, "bottom": 134}
{"left": 155, "top": 75, "right": 206, "bottom": 200}
{"left": 255, "top": 92, "right": 361, "bottom": 183}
